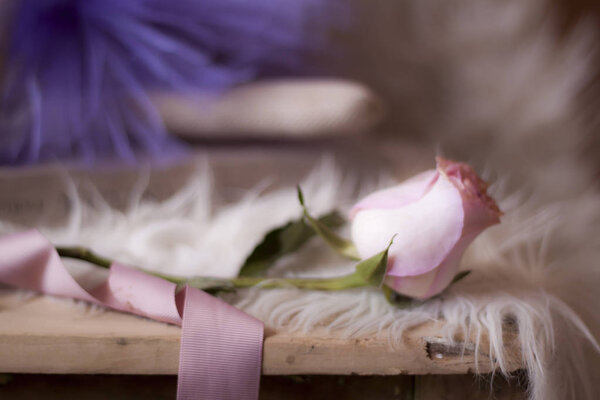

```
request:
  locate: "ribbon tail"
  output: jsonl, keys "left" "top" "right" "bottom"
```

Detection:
{"left": 177, "top": 287, "right": 264, "bottom": 400}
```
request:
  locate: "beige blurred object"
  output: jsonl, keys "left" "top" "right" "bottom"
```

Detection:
{"left": 154, "top": 79, "right": 386, "bottom": 139}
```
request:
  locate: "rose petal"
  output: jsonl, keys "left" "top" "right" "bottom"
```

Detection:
{"left": 384, "top": 268, "right": 438, "bottom": 299}
{"left": 349, "top": 170, "right": 438, "bottom": 219}
{"left": 421, "top": 232, "right": 476, "bottom": 298}
{"left": 437, "top": 157, "right": 502, "bottom": 234}
{"left": 351, "top": 172, "right": 464, "bottom": 277}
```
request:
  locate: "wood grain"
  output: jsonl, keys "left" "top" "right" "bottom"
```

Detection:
{"left": 0, "top": 289, "right": 522, "bottom": 376}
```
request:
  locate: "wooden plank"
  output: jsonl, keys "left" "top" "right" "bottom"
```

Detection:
{"left": 0, "top": 289, "right": 522, "bottom": 376}
{"left": 0, "top": 375, "right": 416, "bottom": 400}
{"left": 415, "top": 375, "right": 527, "bottom": 400}
{"left": 0, "top": 374, "right": 528, "bottom": 400}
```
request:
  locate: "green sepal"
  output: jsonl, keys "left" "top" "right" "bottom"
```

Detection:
{"left": 354, "top": 236, "right": 395, "bottom": 287}
{"left": 239, "top": 209, "right": 345, "bottom": 277}
{"left": 297, "top": 186, "right": 360, "bottom": 261}
{"left": 382, "top": 285, "right": 415, "bottom": 308}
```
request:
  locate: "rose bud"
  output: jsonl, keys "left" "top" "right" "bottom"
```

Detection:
{"left": 350, "top": 157, "right": 502, "bottom": 299}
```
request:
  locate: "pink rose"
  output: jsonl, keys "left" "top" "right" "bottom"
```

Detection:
{"left": 350, "top": 157, "right": 502, "bottom": 299}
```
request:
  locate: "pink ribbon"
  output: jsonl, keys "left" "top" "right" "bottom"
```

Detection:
{"left": 0, "top": 230, "right": 264, "bottom": 400}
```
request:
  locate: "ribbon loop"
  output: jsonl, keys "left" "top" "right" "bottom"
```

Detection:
{"left": 0, "top": 230, "right": 264, "bottom": 400}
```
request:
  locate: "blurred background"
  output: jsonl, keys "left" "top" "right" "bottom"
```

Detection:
{"left": 0, "top": 0, "right": 598, "bottom": 205}
{"left": 0, "top": 0, "right": 598, "bottom": 224}
{"left": 0, "top": 0, "right": 598, "bottom": 181}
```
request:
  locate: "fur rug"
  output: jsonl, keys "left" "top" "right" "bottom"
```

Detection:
{"left": 1, "top": 0, "right": 600, "bottom": 399}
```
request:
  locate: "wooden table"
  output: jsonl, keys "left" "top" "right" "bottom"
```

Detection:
{"left": 0, "top": 289, "right": 526, "bottom": 399}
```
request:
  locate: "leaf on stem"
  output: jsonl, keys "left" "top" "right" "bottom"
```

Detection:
{"left": 297, "top": 186, "right": 360, "bottom": 261}
{"left": 450, "top": 270, "right": 471, "bottom": 284}
{"left": 239, "top": 210, "right": 345, "bottom": 277}
{"left": 354, "top": 235, "right": 395, "bottom": 287}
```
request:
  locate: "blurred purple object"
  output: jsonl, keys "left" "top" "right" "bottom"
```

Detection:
{"left": 0, "top": 0, "right": 345, "bottom": 165}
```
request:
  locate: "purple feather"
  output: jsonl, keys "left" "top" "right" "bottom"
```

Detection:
{"left": 0, "top": 0, "right": 346, "bottom": 165}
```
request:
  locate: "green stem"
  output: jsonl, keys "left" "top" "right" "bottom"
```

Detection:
{"left": 56, "top": 246, "right": 369, "bottom": 292}
{"left": 56, "top": 246, "right": 113, "bottom": 269}
{"left": 231, "top": 273, "right": 368, "bottom": 290}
